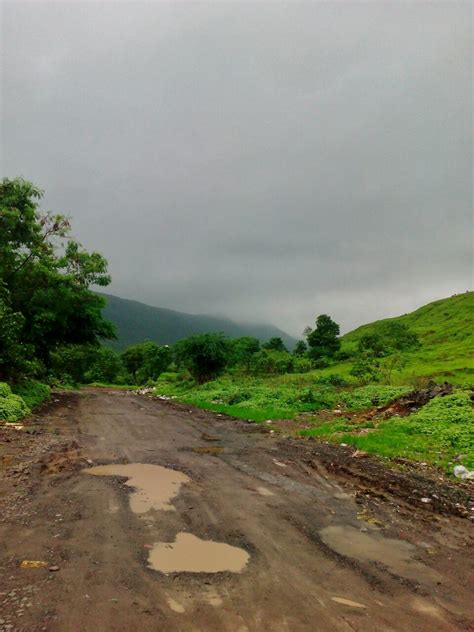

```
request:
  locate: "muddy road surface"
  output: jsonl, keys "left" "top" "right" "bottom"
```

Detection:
{"left": 0, "top": 389, "right": 473, "bottom": 631}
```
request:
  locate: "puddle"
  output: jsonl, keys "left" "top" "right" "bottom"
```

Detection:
{"left": 148, "top": 532, "right": 250, "bottom": 574}
{"left": 320, "top": 525, "right": 440, "bottom": 583}
{"left": 85, "top": 463, "right": 190, "bottom": 513}
{"left": 257, "top": 486, "right": 274, "bottom": 497}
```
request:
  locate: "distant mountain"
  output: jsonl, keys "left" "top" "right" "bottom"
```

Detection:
{"left": 100, "top": 293, "right": 297, "bottom": 351}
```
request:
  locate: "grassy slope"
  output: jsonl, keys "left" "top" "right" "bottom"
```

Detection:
{"left": 338, "top": 291, "right": 474, "bottom": 385}
{"left": 151, "top": 293, "right": 474, "bottom": 473}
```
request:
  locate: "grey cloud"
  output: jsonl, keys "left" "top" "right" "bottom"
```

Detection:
{"left": 1, "top": 1, "right": 472, "bottom": 336}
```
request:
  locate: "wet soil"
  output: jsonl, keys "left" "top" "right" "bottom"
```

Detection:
{"left": 0, "top": 389, "right": 473, "bottom": 631}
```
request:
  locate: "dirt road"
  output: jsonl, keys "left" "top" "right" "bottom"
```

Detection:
{"left": 0, "top": 389, "right": 473, "bottom": 631}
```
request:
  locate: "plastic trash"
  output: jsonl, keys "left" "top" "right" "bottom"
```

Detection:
{"left": 20, "top": 560, "right": 47, "bottom": 568}
{"left": 453, "top": 465, "right": 474, "bottom": 480}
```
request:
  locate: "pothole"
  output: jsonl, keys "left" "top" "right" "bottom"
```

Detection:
{"left": 320, "top": 525, "right": 441, "bottom": 583}
{"left": 148, "top": 532, "right": 250, "bottom": 574}
{"left": 85, "top": 463, "right": 190, "bottom": 513}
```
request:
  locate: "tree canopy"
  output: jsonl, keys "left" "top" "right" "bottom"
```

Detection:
{"left": 0, "top": 177, "right": 115, "bottom": 380}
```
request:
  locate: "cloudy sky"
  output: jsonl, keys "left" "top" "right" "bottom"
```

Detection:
{"left": 1, "top": 1, "right": 472, "bottom": 336}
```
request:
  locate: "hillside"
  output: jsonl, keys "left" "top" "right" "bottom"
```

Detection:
{"left": 341, "top": 292, "right": 474, "bottom": 384}
{"left": 100, "top": 293, "right": 296, "bottom": 351}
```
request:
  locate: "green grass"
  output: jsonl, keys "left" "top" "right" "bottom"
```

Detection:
{"left": 145, "top": 292, "right": 474, "bottom": 473}
{"left": 12, "top": 380, "right": 50, "bottom": 410}
{"left": 301, "top": 391, "right": 474, "bottom": 471}
{"left": 340, "top": 291, "right": 474, "bottom": 385}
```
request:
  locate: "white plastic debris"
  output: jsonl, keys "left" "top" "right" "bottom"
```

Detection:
{"left": 420, "top": 497, "right": 431, "bottom": 503}
{"left": 453, "top": 465, "right": 474, "bottom": 480}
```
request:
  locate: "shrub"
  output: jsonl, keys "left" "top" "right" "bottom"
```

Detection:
{"left": 12, "top": 380, "right": 50, "bottom": 409}
{"left": 339, "top": 385, "right": 410, "bottom": 410}
{"left": 315, "top": 374, "right": 349, "bottom": 387}
{"left": 0, "top": 382, "right": 12, "bottom": 398}
{"left": 0, "top": 392, "right": 30, "bottom": 421}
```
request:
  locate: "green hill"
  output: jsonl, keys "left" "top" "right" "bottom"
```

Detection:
{"left": 100, "top": 293, "right": 296, "bottom": 351}
{"left": 340, "top": 292, "right": 474, "bottom": 384}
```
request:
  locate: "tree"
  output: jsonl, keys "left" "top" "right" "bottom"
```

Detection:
{"left": 0, "top": 177, "right": 115, "bottom": 379}
{"left": 262, "top": 337, "right": 287, "bottom": 352}
{"left": 380, "top": 353, "right": 408, "bottom": 385}
{"left": 357, "top": 333, "right": 386, "bottom": 358}
{"left": 357, "top": 323, "right": 419, "bottom": 358}
{"left": 350, "top": 353, "right": 381, "bottom": 384}
{"left": 293, "top": 340, "right": 307, "bottom": 356}
{"left": 231, "top": 336, "right": 260, "bottom": 372}
{"left": 84, "top": 347, "right": 124, "bottom": 384}
{"left": 122, "top": 341, "right": 171, "bottom": 383}
{"left": 174, "top": 333, "right": 230, "bottom": 383}
{"left": 252, "top": 349, "right": 294, "bottom": 375}
{"left": 306, "top": 315, "right": 340, "bottom": 360}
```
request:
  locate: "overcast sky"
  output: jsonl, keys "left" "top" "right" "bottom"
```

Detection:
{"left": 1, "top": 1, "right": 472, "bottom": 336}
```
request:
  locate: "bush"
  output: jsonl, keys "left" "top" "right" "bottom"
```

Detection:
{"left": 0, "top": 390, "right": 30, "bottom": 421}
{"left": 293, "top": 357, "right": 312, "bottom": 373}
{"left": 339, "top": 385, "right": 410, "bottom": 410}
{"left": 253, "top": 350, "right": 294, "bottom": 375}
{"left": 12, "top": 380, "right": 50, "bottom": 409}
{"left": 0, "top": 382, "right": 12, "bottom": 398}
{"left": 315, "top": 374, "right": 349, "bottom": 387}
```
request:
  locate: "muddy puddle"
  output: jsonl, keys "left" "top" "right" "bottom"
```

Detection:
{"left": 85, "top": 463, "right": 190, "bottom": 513}
{"left": 148, "top": 532, "right": 250, "bottom": 574}
{"left": 320, "top": 525, "right": 440, "bottom": 583}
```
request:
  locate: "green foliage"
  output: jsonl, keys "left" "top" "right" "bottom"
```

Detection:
{"left": 12, "top": 380, "right": 50, "bottom": 410}
{"left": 339, "top": 385, "right": 410, "bottom": 410}
{"left": 252, "top": 349, "right": 294, "bottom": 375}
{"left": 350, "top": 353, "right": 381, "bottom": 384}
{"left": 336, "top": 392, "right": 474, "bottom": 470}
{"left": 341, "top": 292, "right": 473, "bottom": 385}
{"left": 121, "top": 341, "right": 171, "bottom": 383}
{"left": 262, "top": 337, "right": 287, "bottom": 352}
{"left": 293, "top": 357, "right": 312, "bottom": 373}
{"left": 314, "top": 373, "right": 349, "bottom": 387}
{"left": 0, "top": 382, "right": 30, "bottom": 421}
{"left": 0, "top": 382, "right": 12, "bottom": 398}
{"left": 174, "top": 333, "right": 230, "bottom": 383}
{"left": 84, "top": 347, "right": 124, "bottom": 384}
{"left": 293, "top": 340, "right": 307, "bottom": 356}
{"left": 306, "top": 314, "right": 340, "bottom": 360}
{"left": 0, "top": 177, "right": 115, "bottom": 380}
{"left": 154, "top": 373, "right": 339, "bottom": 419}
{"left": 230, "top": 336, "right": 260, "bottom": 371}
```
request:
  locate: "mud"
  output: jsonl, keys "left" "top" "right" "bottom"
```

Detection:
{"left": 148, "top": 532, "right": 250, "bottom": 574}
{"left": 0, "top": 389, "right": 473, "bottom": 632}
{"left": 85, "top": 463, "right": 190, "bottom": 513}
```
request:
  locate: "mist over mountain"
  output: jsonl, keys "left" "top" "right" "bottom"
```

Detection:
{"left": 100, "top": 293, "right": 297, "bottom": 351}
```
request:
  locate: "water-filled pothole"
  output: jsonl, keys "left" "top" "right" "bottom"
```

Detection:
{"left": 85, "top": 463, "right": 190, "bottom": 513}
{"left": 148, "top": 532, "right": 250, "bottom": 574}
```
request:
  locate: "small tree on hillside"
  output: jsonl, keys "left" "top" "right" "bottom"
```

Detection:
{"left": 293, "top": 340, "right": 307, "bottom": 356}
{"left": 262, "top": 337, "right": 287, "bottom": 352}
{"left": 306, "top": 315, "right": 340, "bottom": 360}
{"left": 174, "top": 333, "right": 230, "bottom": 383}
{"left": 231, "top": 336, "right": 260, "bottom": 372}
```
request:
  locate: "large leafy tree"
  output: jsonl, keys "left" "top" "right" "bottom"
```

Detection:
{"left": 174, "top": 333, "right": 230, "bottom": 383}
{"left": 306, "top": 314, "right": 340, "bottom": 360}
{"left": 0, "top": 177, "right": 115, "bottom": 379}
{"left": 262, "top": 337, "right": 287, "bottom": 352}
{"left": 122, "top": 341, "right": 171, "bottom": 383}
{"left": 231, "top": 336, "right": 260, "bottom": 372}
